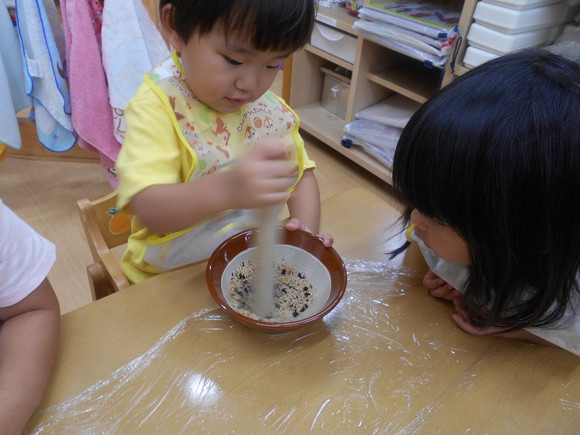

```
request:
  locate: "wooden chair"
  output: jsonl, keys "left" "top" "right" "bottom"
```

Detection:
{"left": 77, "top": 191, "right": 132, "bottom": 301}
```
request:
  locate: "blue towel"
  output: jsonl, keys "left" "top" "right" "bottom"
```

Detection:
{"left": 0, "top": 3, "right": 31, "bottom": 149}
{"left": 15, "top": 0, "right": 76, "bottom": 152}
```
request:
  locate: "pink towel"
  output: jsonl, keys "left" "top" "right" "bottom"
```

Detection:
{"left": 61, "top": 0, "right": 120, "bottom": 186}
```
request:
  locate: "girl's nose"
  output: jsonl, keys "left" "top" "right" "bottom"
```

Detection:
{"left": 410, "top": 209, "right": 428, "bottom": 231}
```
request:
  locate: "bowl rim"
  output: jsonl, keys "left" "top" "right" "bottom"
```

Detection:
{"left": 206, "top": 227, "right": 347, "bottom": 331}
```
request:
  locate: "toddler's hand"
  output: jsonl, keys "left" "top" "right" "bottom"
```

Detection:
{"left": 229, "top": 139, "right": 297, "bottom": 209}
{"left": 423, "top": 270, "right": 460, "bottom": 301}
{"left": 285, "top": 218, "right": 334, "bottom": 247}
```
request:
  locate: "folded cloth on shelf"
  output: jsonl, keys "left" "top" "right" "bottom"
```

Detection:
{"left": 0, "top": 3, "right": 31, "bottom": 150}
{"left": 14, "top": 0, "right": 76, "bottom": 152}
{"left": 102, "top": 0, "right": 169, "bottom": 144}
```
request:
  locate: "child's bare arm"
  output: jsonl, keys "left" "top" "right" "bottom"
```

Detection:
{"left": 131, "top": 139, "right": 297, "bottom": 234}
{"left": 0, "top": 279, "right": 60, "bottom": 435}
{"left": 286, "top": 169, "right": 320, "bottom": 233}
{"left": 285, "top": 169, "right": 333, "bottom": 247}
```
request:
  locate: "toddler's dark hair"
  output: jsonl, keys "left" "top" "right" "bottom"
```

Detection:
{"left": 159, "top": 0, "right": 315, "bottom": 53}
{"left": 392, "top": 49, "right": 580, "bottom": 330}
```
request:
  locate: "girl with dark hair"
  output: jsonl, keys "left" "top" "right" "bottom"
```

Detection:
{"left": 392, "top": 49, "right": 580, "bottom": 355}
{"left": 116, "top": 1, "right": 332, "bottom": 284}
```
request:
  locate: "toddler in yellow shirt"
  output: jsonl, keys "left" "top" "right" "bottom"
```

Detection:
{"left": 116, "top": 0, "right": 331, "bottom": 283}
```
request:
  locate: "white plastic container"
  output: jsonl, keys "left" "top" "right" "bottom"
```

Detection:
{"left": 473, "top": 1, "right": 567, "bottom": 33}
{"left": 463, "top": 45, "right": 499, "bottom": 69}
{"left": 321, "top": 72, "right": 350, "bottom": 120}
{"left": 310, "top": 22, "right": 357, "bottom": 64}
{"left": 467, "top": 22, "right": 555, "bottom": 54}
{"left": 482, "top": 0, "right": 562, "bottom": 9}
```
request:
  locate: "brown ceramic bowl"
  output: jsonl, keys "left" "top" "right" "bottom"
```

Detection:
{"left": 206, "top": 227, "right": 347, "bottom": 333}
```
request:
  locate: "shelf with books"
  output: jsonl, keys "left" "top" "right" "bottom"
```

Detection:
{"left": 286, "top": 3, "right": 470, "bottom": 185}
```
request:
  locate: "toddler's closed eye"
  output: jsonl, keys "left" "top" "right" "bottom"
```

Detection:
{"left": 224, "top": 56, "right": 242, "bottom": 66}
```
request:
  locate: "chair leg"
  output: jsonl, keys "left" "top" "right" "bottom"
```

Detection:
{"left": 87, "top": 263, "right": 116, "bottom": 301}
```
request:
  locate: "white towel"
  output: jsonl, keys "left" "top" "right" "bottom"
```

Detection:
{"left": 15, "top": 0, "right": 76, "bottom": 152}
{"left": 0, "top": 3, "right": 31, "bottom": 149}
{"left": 102, "top": 0, "right": 169, "bottom": 143}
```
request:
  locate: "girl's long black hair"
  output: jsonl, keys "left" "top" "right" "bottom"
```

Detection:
{"left": 159, "top": 0, "right": 315, "bottom": 53}
{"left": 392, "top": 49, "right": 580, "bottom": 330}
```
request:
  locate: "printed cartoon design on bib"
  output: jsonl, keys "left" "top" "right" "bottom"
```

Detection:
{"left": 149, "top": 55, "right": 298, "bottom": 180}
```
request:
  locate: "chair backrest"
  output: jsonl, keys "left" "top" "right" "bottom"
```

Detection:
{"left": 77, "top": 191, "right": 131, "bottom": 300}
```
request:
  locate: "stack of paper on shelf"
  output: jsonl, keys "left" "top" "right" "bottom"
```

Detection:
{"left": 354, "top": 1, "right": 461, "bottom": 67}
{"left": 341, "top": 94, "right": 421, "bottom": 169}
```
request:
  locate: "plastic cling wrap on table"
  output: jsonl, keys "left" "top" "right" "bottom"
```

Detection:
{"left": 27, "top": 258, "right": 580, "bottom": 433}
{"left": 26, "top": 260, "right": 415, "bottom": 433}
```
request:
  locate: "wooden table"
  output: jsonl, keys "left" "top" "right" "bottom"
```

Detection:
{"left": 26, "top": 189, "right": 579, "bottom": 433}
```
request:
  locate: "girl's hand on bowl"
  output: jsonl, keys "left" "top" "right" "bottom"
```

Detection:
{"left": 285, "top": 218, "right": 334, "bottom": 247}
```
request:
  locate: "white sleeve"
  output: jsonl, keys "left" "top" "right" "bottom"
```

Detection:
{"left": 526, "top": 292, "right": 580, "bottom": 356}
{"left": 0, "top": 199, "right": 56, "bottom": 307}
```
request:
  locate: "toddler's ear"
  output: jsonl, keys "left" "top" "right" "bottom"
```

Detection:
{"left": 160, "top": 3, "right": 185, "bottom": 52}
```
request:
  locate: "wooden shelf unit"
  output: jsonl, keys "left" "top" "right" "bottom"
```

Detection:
{"left": 287, "top": 3, "right": 478, "bottom": 185}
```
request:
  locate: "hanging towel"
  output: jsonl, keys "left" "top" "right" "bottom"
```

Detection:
{"left": 60, "top": 0, "right": 120, "bottom": 162}
{"left": 0, "top": 2, "right": 31, "bottom": 150}
{"left": 14, "top": 0, "right": 76, "bottom": 152}
{"left": 102, "top": 0, "right": 169, "bottom": 143}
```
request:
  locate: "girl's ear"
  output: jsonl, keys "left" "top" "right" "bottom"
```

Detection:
{"left": 160, "top": 3, "right": 185, "bottom": 51}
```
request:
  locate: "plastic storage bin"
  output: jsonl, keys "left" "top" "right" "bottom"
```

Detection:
{"left": 483, "top": 0, "right": 563, "bottom": 9}
{"left": 467, "top": 22, "right": 556, "bottom": 54}
{"left": 311, "top": 21, "right": 357, "bottom": 64}
{"left": 321, "top": 69, "right": 350, "bottom": 119}
{"left": 463, "top": 46, "right": 499, "bottom": 68}
{"left": 473, "top": 1, "right": 567, "bottom": 33}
